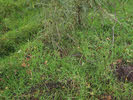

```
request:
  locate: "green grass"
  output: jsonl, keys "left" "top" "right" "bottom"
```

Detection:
{"left": 0, "top": 0, "right": 43, "bottom": 57}
{"left": 0, "top": 0, "right": 133, "bottom": 99}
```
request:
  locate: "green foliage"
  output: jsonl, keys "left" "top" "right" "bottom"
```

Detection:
{"left": 0, "top": 23, "right": 41, "bottom": 57}
{"left": 0, "top": 0, "right": 133, "bottom": 99}
{"left": 0, "top": 0, "right": 43, "bottom": 57}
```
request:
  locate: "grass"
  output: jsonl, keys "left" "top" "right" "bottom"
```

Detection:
{"left": 0, "top": 0, "right": 133, "bottom": 99}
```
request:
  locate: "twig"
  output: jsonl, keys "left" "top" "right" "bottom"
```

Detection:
{"left": 112, "top": 24, "right": 115, "bottom": 46}
{"left": 112, "top": 5, "right": 117, "bottom": 46}
{"left": 67, "top": 34, "right": 77, "bottom": 44}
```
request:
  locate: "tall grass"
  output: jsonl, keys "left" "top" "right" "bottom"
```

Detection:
{"left": 40, "top": 0, "right": 119, "bottom": 51}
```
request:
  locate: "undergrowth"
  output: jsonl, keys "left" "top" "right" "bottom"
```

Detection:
{"left": 0, "top": 0, "right": 133, "bottom": 99}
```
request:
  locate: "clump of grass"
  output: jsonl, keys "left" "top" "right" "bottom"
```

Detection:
{"left": 41, "top": 0, "right": 125, "bottom": 53}
{"left": 0, "top": 0, "right": 44, "bottom": 57}
{"left": 0, "top": 22, "right": 42, "bottom": 57}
